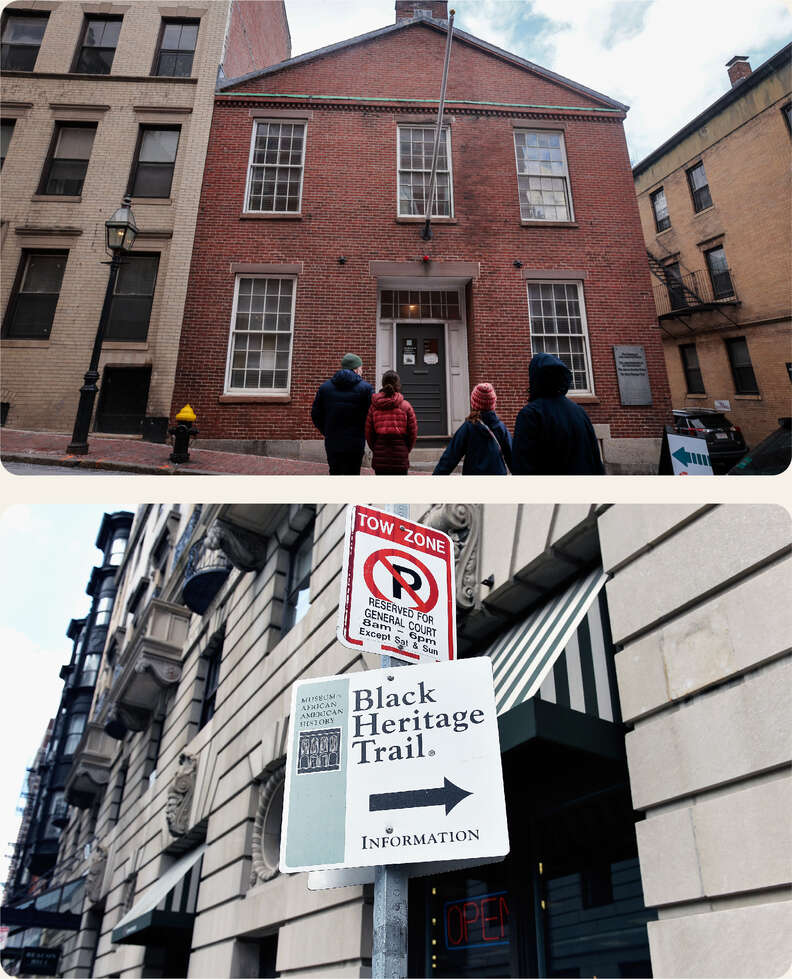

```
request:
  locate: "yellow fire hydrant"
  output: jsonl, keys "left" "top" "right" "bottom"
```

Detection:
{"left": 169, "top": 404, "right": 198, "bottom": 463}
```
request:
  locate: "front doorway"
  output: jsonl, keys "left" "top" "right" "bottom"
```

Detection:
{"left": 395, "top": 323, "right": 447, "bottom": 436}
{"left": 95, "top": 365, "right": 151, "bottom": 434}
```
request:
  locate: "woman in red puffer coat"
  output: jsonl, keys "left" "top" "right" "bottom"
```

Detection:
{"left": 365, "top": 370, "right": 418, "bottom": 475}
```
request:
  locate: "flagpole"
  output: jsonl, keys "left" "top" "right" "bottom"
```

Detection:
{"left": 421, "top": 8, "right": 455, "bottom": 242}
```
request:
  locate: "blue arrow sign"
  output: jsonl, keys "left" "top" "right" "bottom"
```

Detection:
{"left": 672, "top": 445, "right": 710, "bottom": 468}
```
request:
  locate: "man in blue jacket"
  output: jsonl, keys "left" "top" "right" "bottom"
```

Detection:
{"left": 311, "top": 353, "right": 373, "bottom": 475}
{"left": 512, "top": 352, "right": 605, "bottom": 475}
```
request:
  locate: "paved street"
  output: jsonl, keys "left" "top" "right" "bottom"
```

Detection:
{"left": 3, "top": 462, "right": 130, "bottom": 476}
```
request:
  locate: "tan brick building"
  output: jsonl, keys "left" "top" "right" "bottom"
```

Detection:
{"left": 1, "top": 0, "right": 289, "bottom": 437}
{"left": 633, "top": 43, "right": 792, "bottom": 449}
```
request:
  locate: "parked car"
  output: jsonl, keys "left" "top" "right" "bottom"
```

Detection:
{"left": 727, "top": 417, "right": 792, "bottom": 475}
{"left": 671, "top": 409, "right": 748, "bottom": 473}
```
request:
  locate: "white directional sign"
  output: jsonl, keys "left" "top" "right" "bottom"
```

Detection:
{"left": 337, "top": 504, "right": 456, "bottom": 664}
{"left": 280, "top": 658, "right": 509, "bottom": 874}
{"left": 667, "top": 433, "right": 714, "bottom": 475}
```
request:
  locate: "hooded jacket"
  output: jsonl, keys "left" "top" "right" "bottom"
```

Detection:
{"left": 511, "top": 353, "right": 605, "bottom": 475}
{"left": 433, "top": 409, "right": 512, "bottom": 475}
{"left": 365, "top": 390, "right": 418, "bottom": 471}
{"left": 311, "top": 370, "right": 373, "bottom": 455}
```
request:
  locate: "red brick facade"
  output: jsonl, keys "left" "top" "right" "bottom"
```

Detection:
{"left": 222, "top": 0, "right": 291, "bottom": 80}
{"left": 172, "top": 19, "right": 671, "bottom": 459}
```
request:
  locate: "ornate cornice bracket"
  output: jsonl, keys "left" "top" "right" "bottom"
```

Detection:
{"left": 166, "top": 753, "right": 197, "bottom": 837}
{"left": 205, "top": 518, "right": 268, "bottom": 572}
{"left": 420, "top": 504, "right": 482, "bottom": 611}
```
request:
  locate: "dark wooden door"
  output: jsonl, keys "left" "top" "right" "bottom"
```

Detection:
{"left": 95, "top": 365, "right": 151, "bottom": 434}
{"left": 395, "top": 323, "right": 447, "bottom": 436}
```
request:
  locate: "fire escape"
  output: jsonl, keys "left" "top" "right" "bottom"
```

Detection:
{"left": 646, "top": 247, "right": 740, "bottom": 336}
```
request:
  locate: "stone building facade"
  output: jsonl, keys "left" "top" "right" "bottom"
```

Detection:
{"left": 0, "top": 0, "right": 289, "bottom": 437}
{"left": 7, "top": 502, "right": 789, "bottom": 978}
{"left": 633, "top": 43, "right": 792, "bottom": 448}
{"left": 171, "top": 2, "right": 672, "bottom": 473}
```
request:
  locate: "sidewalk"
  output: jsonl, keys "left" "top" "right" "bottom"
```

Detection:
{"left": 1, "top": 428, "right": 381, "bottom": 476}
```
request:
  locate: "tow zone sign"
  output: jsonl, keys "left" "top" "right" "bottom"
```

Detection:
{"left": 337, "top": 505, "right": 456, "bottom": 664}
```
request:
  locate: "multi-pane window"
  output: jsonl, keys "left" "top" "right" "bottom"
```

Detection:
{"left": 153, "top": 19, "right": 198, "bottom": 76}
{"left": 1, "top": 119, "right": 15, "bottom": 169}
{"left": 398, "top": 125, "right": 452, "bottom": 217}
{"left": 63, "top": 713, "right": 87, "bottom": 755}
{"left": 687, "top": 161, "right": 712, "bottom": 212}
{"left": 73, "top": 17, "right": 122, "bottom": 74}
{"left": 1, "top": 12, "right": 48, "bottom": 70}
{"left": 514, "top": 129, "right": 573, "bottom": 222}
{"left": 79, "top": 652, "right": 101, "bottom": 688}
{"left": 39, "top": 123, "right": 96, "bottom": 196}
{"left": 199, "top": 638, "right": 222, "bottom": 729}
{"left": 725, "top": 337, "right": 759, "bottom": 395}
{"left": 526, "top": 282, "right": 593, "bottom": 392}
{"left": 2, "top": 250, "right": 67, "bottom": 339}
{"left": 679, "top": 343, "right": 704, "bottom": 394}
{"left": 108, "top": 535, "right": 127, "bottom": 565}
{"left": 282, "top": 525, "right": 314, "bottom": 636}
{"left": 664, "top": 261, "right": 686, "bottom": 310}
{"left": 650, "top": 187, "right": 670, "bottom": 232}
{"left": 245, "top": 121, "right": 305, "bottom": 213}
{"left": 705, "top": 245, "right": 734, "bottom": 299}
{"left": 380, "top": 289, "right": 460, "bottom": 320}
{"left": 128, "top": 126, "right": 180, "bottom": 198}
{"left": 94, "top": 595, "right": 114, "bottom": 627}
{"left": 225, "top": 277, "right": 295, "bottom": 392}
{"left": 105, "top": 254, "right": 159, "bottom": 341}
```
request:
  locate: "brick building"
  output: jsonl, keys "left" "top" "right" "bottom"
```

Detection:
{"left": 0, "top": 0, "right": 289, "bottom": 438}
{"left": 633, "top": 43, "right": 792, "bottom": 449}
{"left": 171, "top": 1, "right": 671, "bottom": 473}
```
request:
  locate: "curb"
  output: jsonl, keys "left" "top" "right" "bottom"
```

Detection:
{"left": 0, "top": 452, "right": 216, "bottom": 476}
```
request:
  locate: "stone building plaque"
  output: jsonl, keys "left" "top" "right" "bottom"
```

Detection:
{"left": 613, "top": 345, "right": 652, "bottom": 405}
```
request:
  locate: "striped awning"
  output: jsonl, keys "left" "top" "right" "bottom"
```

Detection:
{"left": 486, "top": 568, "right": 609, "bottom": 717}
{"left": 111, "top": 844, "right": 204, "bottom": 945}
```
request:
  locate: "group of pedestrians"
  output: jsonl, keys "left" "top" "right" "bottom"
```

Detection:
{"left": 310, "top": 351, "right": 604, "bottom": 475}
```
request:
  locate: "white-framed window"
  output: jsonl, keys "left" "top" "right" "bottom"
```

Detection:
{"left": 514, "top": 129, "right": 574, "bottom": 222}
{"left": 224, "top": 276, "right": 296, "bottom": 393}
{"left": 244, "top": 120, "right": 306, "bottom": 213}
{"left": 526, "top": 281, "right": 594, "bottom": 393}
{"left": 397, "top": 125, "right": 453, "bottom": 217}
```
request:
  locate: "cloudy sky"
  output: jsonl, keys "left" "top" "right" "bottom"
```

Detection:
{"left": 283, "top": 0, "right": 792, "bottom": 163}
{"left": 0, "top": 504, "right": 135, "bottom": 896}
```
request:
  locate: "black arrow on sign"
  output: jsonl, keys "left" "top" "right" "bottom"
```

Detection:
{"left": 369, "top": 777, "right": 472, "bottom": 816}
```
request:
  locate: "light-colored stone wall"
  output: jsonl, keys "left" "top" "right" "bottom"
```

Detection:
{"left": 633, "top": 57, "right": 792, "bottom": 445}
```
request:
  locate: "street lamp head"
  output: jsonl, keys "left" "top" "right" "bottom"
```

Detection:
{"left": 105, "top": 195, "right": 138, "bottom": 254}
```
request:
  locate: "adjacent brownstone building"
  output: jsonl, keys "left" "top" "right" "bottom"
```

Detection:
{"left": 1, "top": 0, "right": 289, "bottom": 438}
{"left": 633, "top": 43, "right": 792, "bottom": 449}
{"left": 171, "top": 1, "right": 672, "bottom": 472}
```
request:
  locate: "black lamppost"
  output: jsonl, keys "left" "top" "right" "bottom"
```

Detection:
{"left": 67, "top": 196, "right": 138, "bottom": 454}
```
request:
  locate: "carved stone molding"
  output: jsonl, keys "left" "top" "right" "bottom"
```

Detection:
{"left": 420, "top": 504, "right": 482, "bottom": 610}
{"left": 249, "top": 761, "right": 286, "bottom": 885}
{"left": 166, "top": 754, "right": 197, "bottom": 837}
{"left": 135, "top": 653, "right": 181, "bottom": 687}
{"left": 205, "top": 518, "right": 268, "bottom": 572}
{"left": 85, "top": 844, "right": 107, "bottom": 906}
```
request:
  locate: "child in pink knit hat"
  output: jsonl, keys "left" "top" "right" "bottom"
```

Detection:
{"left": 433, "top": 383, "right": 512, "bottom": 475}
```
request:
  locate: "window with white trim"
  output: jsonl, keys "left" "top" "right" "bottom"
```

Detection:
{"left": 225, "top": 276, "right": 295, "bottom": 392}
{"left": 526, "top": 282, "right": 593, "bottom": 392}
{"left": 514, "top": 129, "right": 573, "bottom": 222}
{"left": 397, "top": 125, "right": 453, "bottom": 217}
{"left": 245, "top": 121, "right": 305, "bottom": 213}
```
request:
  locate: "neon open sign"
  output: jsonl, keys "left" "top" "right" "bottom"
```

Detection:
{"left": 444, "top": 890, "right": 510, "bottom": 950}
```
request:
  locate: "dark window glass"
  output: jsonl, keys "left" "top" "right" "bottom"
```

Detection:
{"left": 1, "top": 119, "right": 15, "bottom": 168}
{"left": 3, "top": 250, "right": 67, "bottom": 339}
{"left": 199, "top": 636, "right": 223, "bottom": 729}
{"left": 154, "top": 19, "right": 198, "bottom": 76}
{"left": 105, "top": 254, "right": 159, "bottom": 341}
{"left": 680, "top": 343, "right": 705, "bottom": 394}
{"left": 725, "top": 337, "right": 759, "bottom": 395}
{"left": 282, "top": 524, "right": 313, "bottom": 635}
{"left": 73, "top": 17, "right": 121, "bottom": 74}
{"left": 40, "top": 123, "right": 96, "bottom": 195}
{"left": 705, "top": 245, "right": 734, "bottom": 299}
{"left": 664, "top": 261, "right": 686, "bottom": 311}
{"left": 650, "top": 187, "right": 670, "bottom": 232}
{"left": 128, "top": 126, "right": 180, "bottom": 197}
{"left": 783, "top": 102, "right": 792, "bottom": 135}
{"left": 80, "top": 652, "right": 101, "bottom": 688}
{"left": 63, "top": 713, "right": 87, "bottom": 756}
{"left": 687, "top": 161, "right": 712, "bottom": 212}
{"left": 1, "top": 12, "right": 48, "bottom": 70}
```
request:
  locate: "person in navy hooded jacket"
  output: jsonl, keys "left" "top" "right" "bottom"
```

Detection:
{"left": 511, "top": 352, "right": 605, "bottom": 475}
{"left": 311, "top": 353, "right": 373, "bottom": 474}
{"left": 433, "top": 383, "right": 512, "bottom": 475}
